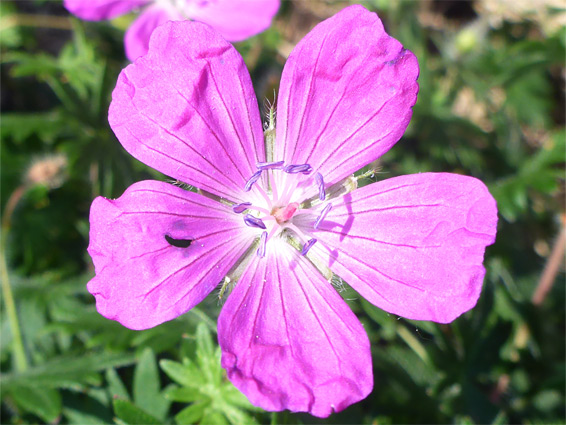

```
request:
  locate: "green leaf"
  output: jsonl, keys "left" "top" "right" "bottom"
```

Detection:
{"left": 9, "top": 384, "right": 62, "bottom": 423}
{"left": 195, "top": 322, "right": 222, "bottom": 385}
{"left": 360, "top": 298, "right": 397, "bottom": 340}
{"left": 106, "top": 368, "right": 130, "bottom": 401}
{"left": 113, "top": 398, "right": 162, "bottom": 425}
{"left": 64, "top": 406, "right": 111, "bottom": 425}
{"left": 175, "top": 400, "right": 210, "bottom": 425}
{"left": 133, "top": 347, "right": 169, "bottom": 421}
{"left": 491, "top": 129, "right": 565, "bottom": 221}
{"left": 1, "top": 352, "right": 135, "bottom": 389}
{"left": 0, "top": 111, "right": 67, "bottom": 144}
{"left": 160, "top": 359, "right": 205, "bottom": 388}
{"left": 220, "top": 384, "right": 263, "bottom": 412}
{"left": 61, "top": 387, "right": 113, "bottom": 424}
{"left": 196, "top": 322, "right": 214, "bottom": 358}
{"left": 218, "top": 403, "right": 259, "bottom": 425}
{"left": 201, "top": 408, "right": 229, "bottom": 425}
{"left": 164, "top": 386, "right": 203, "bottom": 403}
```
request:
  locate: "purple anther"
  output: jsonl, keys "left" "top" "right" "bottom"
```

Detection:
{"left": 256, "top": 160, "right": 284, "bottom": 170}
{"left": 315, "top": 172, "right": 325, "bottom": 201}
{"left": 232, "top": 202, "right": 252, "bottom": 214}
{"left": 257, "top": 231, "right": 267, "bottom": 258}
{"left": 301, "top": 238, "right": 317, "bottom": 256}
{"left": 244, "top": 170, "right": 262, "bottom": 192}
{"left": 314, "top": 203, "right": 332, "bottom": 229}
{"left": 244, "top": 214, "right": 267, "bottom": 230}
{"left": 284, "top": 163, "right": 313, "bottom": 174}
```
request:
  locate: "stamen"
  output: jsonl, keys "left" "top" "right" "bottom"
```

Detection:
{"left": 256, "top": 160, "right": 284, "bottom": 170}
{"left": 244, "top": 214, "right": 267, "bottom": 229}
{"left": 314, "top": 203, "right": 333, "bottom": 229}
{"left": 284, "top": 163, "right": 312, "bottom": 174}
{"left": 315, "top": 172, "right": 325, "bottom": 201}
{"left": 257, "top": 231, "right": 267, "bottom": 258}
{"left": 301, "top": 238, "right": 317, "bottom": 256}
{"left": 244, "top": 170, "right": 262, "bottom": 192}
{"left": 232, "top": 202, "right": 252, "bottom": 214}
{"left": 285, "top": 223, "right": 313, "bottom": 247}
{"left": 253, "top": 182, "right": 273, "bottom": 209}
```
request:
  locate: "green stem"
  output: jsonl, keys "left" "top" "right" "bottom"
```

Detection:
{"left": 0, "top": 14, "right": 73, "bottom": 31}
{"left": 397, "top": 324, "right": 432, "bottom": 366}
{"left": 1, "top": 185, "right": 29, "bottom": 372}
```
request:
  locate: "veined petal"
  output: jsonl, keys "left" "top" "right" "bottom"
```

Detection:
{"left": 186, "top": 0, "right": 280, "bottom": 42}
{"left": 275, "top": 5, "right": 418, "bottom": 189}
{"left": 87, "top": 180, "right": 255, "bottom": 330}
{"left": 109, "top": 21, "right": 265, "bottom": 204}
{"left": 306, "top": 173, "right": 498, "bottom": 323}
{"left": 218, "top": 240, "right": 372, "bottom": 417}
{"left": 124, "top": 5, "right": 177, "bottom": 61}
{"left": 64, "top": 0, "right": 148, "bottom": 20}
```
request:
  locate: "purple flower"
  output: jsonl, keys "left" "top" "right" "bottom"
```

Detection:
{"left": 88, "top": 5, "right": 498, "bottom": 417}
{"left": 63, "top": 0, "right": 280, "bottom": 61}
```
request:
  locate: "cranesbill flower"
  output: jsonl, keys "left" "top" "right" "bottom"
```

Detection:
{"left": 88, "top": 5, "right": 498, "bottom": 417}
{"left": 63, "top": 0, "right": 280, "bottom": 61}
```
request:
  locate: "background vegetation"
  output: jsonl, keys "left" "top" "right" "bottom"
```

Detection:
{"left": 1, "top": 0, "right": 564, "bottom": 423}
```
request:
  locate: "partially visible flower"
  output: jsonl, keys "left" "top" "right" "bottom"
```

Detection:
{"left": 64, "top": 0, "right": 280, "bottom": 60}
{"left": 88, "top": 6, "right": 498, "bottom": 417}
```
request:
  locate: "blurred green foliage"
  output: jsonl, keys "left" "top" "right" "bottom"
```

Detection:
{"left": 1, "top": 0, "right": 564, "bottom": 424}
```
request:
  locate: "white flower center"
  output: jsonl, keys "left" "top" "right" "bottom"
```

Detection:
{"left": 234, "top": 162, "right": 330, "bottom": 258}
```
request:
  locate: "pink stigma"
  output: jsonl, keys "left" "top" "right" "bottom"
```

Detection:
{"left": 272, "top": 202, "right": 299, "bottom": 224}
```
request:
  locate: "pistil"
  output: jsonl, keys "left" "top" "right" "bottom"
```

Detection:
{"left": 272, "top": 202, "right": 299, "bottom": 224}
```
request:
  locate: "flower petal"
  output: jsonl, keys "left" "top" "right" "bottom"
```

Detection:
{"left": 306, "top": 173, "right": 498, "bottom": 323}
{"left": 275, "top": 5, "right": 418, "bottom": 188}
{"left": 87, "top": 180, "right": 255, "bottom": 330}
{"left": 64, "top": 0, "right": 148, "bottom": 20}
{"left": 218, "top": 240, "right": 372, "bottom": 417}
{"left": 124, "top": 5, "right": 176, "bottom": 61}
{"left": 109, "top": 21, "right": 265, "bottom": 204}
{"left": 186, "top": 0, "right": 279, "bottom": 42}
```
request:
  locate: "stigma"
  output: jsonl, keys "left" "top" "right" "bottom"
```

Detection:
{"left": 272, "top": 203, "right": 299, "bottom": 224}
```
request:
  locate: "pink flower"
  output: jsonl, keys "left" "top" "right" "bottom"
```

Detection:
{"left": 63, "top": 0, "right": 280, "bottom": 61}
{"left": 88, "top": 5, "right": 498, "bottom": 417}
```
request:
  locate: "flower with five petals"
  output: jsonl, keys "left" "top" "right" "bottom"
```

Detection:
{"left": 88, "top": 5, "right": 498, "bottom": 417}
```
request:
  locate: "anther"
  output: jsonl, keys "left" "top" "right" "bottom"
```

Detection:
{"left": 315, "top": 172, "right": 325, "bottom": 201}
{"left": 256, "top": 160, "right": 284, "bottom": 170}
{"left": 244, "top": 214, "right": 267, "bottom": 230}
{"left": 257, "top": 231, "right": 267, "bottom": 258}
{"left": 232, "top": 202, "right": 252, "bottom": 214}
{"left": 244, "top": 170, "right": 262, "bottom": 192}
{"left": 301, "top": 238, "right": 317, "bottom": 256}
{"left": 314, "top": 203, "right": 332, "bottom": 229}
{"left": 284, "top": 163, "right": 312, "bottom": 174}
